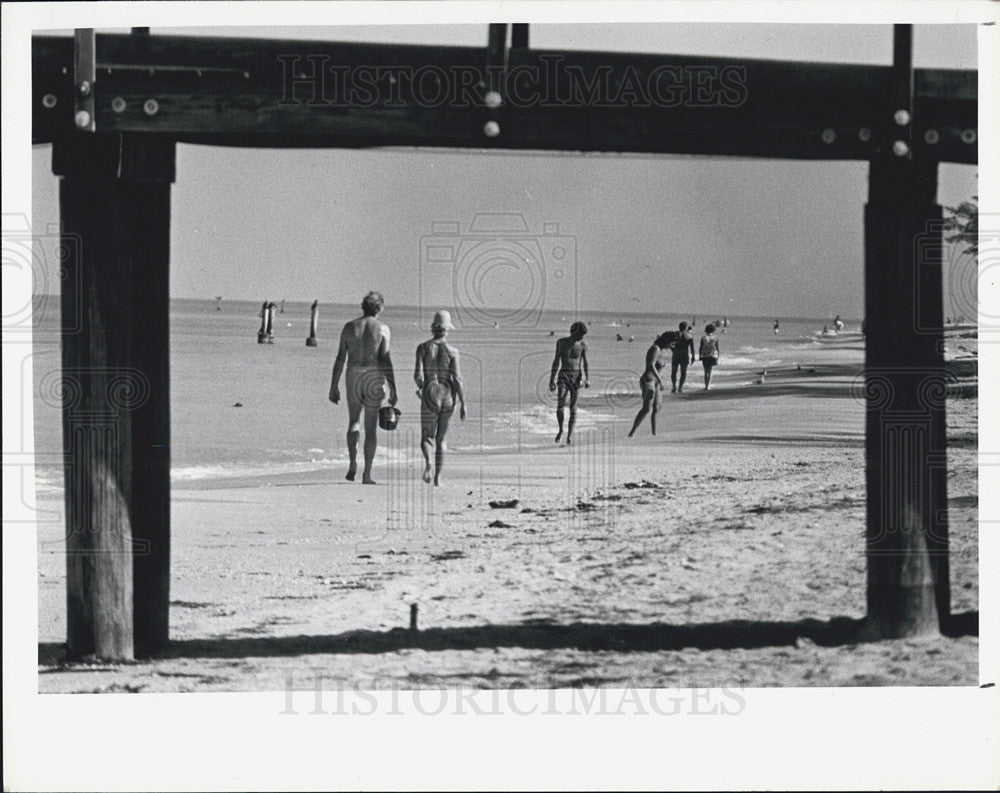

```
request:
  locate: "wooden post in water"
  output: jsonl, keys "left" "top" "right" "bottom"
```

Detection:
{"left": 53, "top": 132, "right": 175, "bottom": 659}
{"left": 862, "top": 25, "right": 949, "bottom": 639}
{"left": 257, "top": 301, "right": 269, "bottom": 343}
{"left": 306, "top": 300, "right": 319, "bottom": 346}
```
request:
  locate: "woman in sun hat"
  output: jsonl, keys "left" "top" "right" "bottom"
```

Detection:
{"left": 414, "top": 310, "right": 466, "bottom": 485}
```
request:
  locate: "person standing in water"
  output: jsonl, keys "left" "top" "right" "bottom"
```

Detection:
{"left": 414, "top": 310, "right": 466, "bottom": 486}
{"left": 329, "top": 291, "right": 398, "bottom": 484}
{"left": 629, "top": 331, "right": 675, "bottom": 437}
{"left": 549, "top": 321, "right": 589, "bottom": 445}
{"left": 834, "top": 314, "right": 844, "bottom": 333}
{"left": 670, "top": 321, "right": 696, "bottom": 393}
{"left": 773, "top": 318, "right": 780, "bottom": 335}
{"left": 699, "top": 323, "right": 721, "bottom": 390}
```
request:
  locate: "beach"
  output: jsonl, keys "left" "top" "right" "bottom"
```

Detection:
{"left": 33, "top": 302, "right": 979, "bottom": 691}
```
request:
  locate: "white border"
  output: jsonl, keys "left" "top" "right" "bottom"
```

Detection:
{"left": 4, "top": 3, "right": 999, "bottom": 791}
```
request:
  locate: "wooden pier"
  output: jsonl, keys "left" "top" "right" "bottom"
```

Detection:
{"left": 31, "top": 24, "right": 976, "bottom": 658}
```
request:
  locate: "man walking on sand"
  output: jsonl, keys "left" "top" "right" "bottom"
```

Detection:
{"left": 549, "top": 321, "right": 589, "bottom": 445}
{"left": 329, "top": 291, "right": 398, "bottom": 484}
{"left": 670, "top": 321, "right": 696, "bottom": 393}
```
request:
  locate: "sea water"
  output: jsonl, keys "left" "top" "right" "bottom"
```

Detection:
{"left": 30, "top": 298, "right": 858, "bottom": 486}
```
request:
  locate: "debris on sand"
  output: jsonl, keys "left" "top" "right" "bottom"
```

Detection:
{"left": 575, "top": 501, "right": 598, "bottom": 511}
{"left": 430, "top": 550, "right": 465, "bottom": 561}
{"left": 520, "top": 507, "right": 535, "bottom": 513}
{"left": 623, "top": 480, "right": 660, "bottom": 490}
{"left": 488, "top": 519, "right": 515, "bottom": 528}
{"left": 489, "top": 499, "right": 520, "bottom": 509}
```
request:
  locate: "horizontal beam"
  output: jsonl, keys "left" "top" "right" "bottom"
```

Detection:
{"left": 33, "top": 34, "right": 977, "bottom": 163}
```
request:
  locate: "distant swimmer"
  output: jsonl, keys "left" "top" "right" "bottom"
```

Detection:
{"left": 723, "top": 316, "right": 728, "bottom": 329}
{"left": 549, "top": 321, "right": 589, "bottom": 445}
{"left": 329, "top": 291, "right": 398, "bottom": 484}
{"left": 629, "top": 331, "right": 675, "bottom": 437}
{"left": 823, "top": 324, "right": 829, "bottom": 335}
{"left": 699, "top": 323, "right": 721, "bottom": 390}
{"left": 414, "top": 310, "right": 466, "bottom": 486}
{"left": 215, "top": 296, "right": 223, "bottom": 311}
{"left": 773, "top": 319, "right": 780, "bottom": 335}
{"left": 616, "top": 333, "right": 624, "bottom": 342}
{"left": 280, "top": 299, "right": 285, "bottom": 314}
{"left": 670, "top": 321, "right": 696, "bottom": 393}
{"left": 628, "top": 335, "right": 635, "bottom": 342}
{"left": 834, "top": 314, "right": 844, "bottom": 333}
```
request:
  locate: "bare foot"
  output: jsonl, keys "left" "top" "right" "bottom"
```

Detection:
{"left": 434, "top": 475, "right": 441, "bottom": 486}
{"left": 362, "top": 475, "right": 377, "bottom": 485}
{"left": 566, "top": 435, "right": 572, "bottom": 446}
{"left": 345, "top": 467, "right": 356, "bottom": 481}
{"left": 554, "top": 430, "right": 562, "bottom": 443}
{"left": 422, "top": 466, "right": 432, "bottom": 483}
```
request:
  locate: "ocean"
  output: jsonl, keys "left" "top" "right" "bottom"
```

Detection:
{"left": 30, "top": 298, "right": 861, "bottom": 487}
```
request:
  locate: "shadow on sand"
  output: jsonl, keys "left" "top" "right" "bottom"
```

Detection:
{"left": 38, "top": 612, "right": 978, "bottom": 664}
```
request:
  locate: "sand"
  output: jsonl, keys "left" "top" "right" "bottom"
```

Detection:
{"left": 36, "top": 354, "right": 979, "bottom": 692}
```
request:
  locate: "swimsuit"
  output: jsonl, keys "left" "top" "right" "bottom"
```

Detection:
{"left": 346, "top": 365, "right": 387, "bottom": 409}
{"left": 418, "top": 340, "right": 458, "bottom": 415}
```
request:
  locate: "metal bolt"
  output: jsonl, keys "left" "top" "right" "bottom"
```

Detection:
{"left": 892, "top": 140, "right": 909, "bottom": 157}
{"left": 484, "top": 90, "right": 502, "bottom": 109}
{"left": 858, "top": 127, "right": 872, "bottom": 142}
{"left": 42, "top": 93, "right": 58, "bottom": 109}
{"left": 893, "top": 109, "right": 910, "bottom": 126}
{"left": 483, "top": 120, "right": 500, "bottom": 138}
{"left": 74, "top": 110, "right": 91, "bottom": 129}
{"left": 77, "top": 80, "right": 91, "bottom": 97}
{"left": 821, "top": 128, "right": 836, "bottom": 144}
{"left": 111, "top": 96, "right": 127, "bottom": 114}
{"left": 143, "top": 98, "right": 160, "bottom": 116}
{"left": 924, "top": 129, "right": 940, "bottom": 145}
{"left": 960, "top": 128, "right": 976, "bottom": 144}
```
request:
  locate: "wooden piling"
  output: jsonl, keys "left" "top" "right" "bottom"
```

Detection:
{"left": 306, "top": 300, "right": 319, "bottom": 346}
{"left": 862, "top": 25, "right": 949, "bottom": 639}
{"left": 54, "top": 133, "right": 175, "bottom": 659}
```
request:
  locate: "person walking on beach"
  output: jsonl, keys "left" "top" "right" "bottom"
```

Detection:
{"left": 549, "top": 321, "right": 589, "bottom": 445}
{"left": 629, "top": 331, "right": 675, "bottom": 437}
{"left": 670, "top": 321, "right": 696, "bottom": 393}
{"left": 329, "top": 291, "right": 398, "bottom": 484}
{"left": 414, "top": 310, "right": 466, "bottom": 486}
{"left": 699, "top": 323, "right": 721, "bottom": 390}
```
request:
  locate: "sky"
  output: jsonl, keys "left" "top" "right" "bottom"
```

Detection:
{"left": 31, "top": 23, "right": 979, "bottom": 319}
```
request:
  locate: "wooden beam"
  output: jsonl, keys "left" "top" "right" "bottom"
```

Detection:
{"left": 53, "top": 133, "right": 175, "bottom": 660}
{"left": 862, "top": 26, "right": 950, "bottom": 640}
{"left": 32, "top": 33, "right": 977, "bottom": 163}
